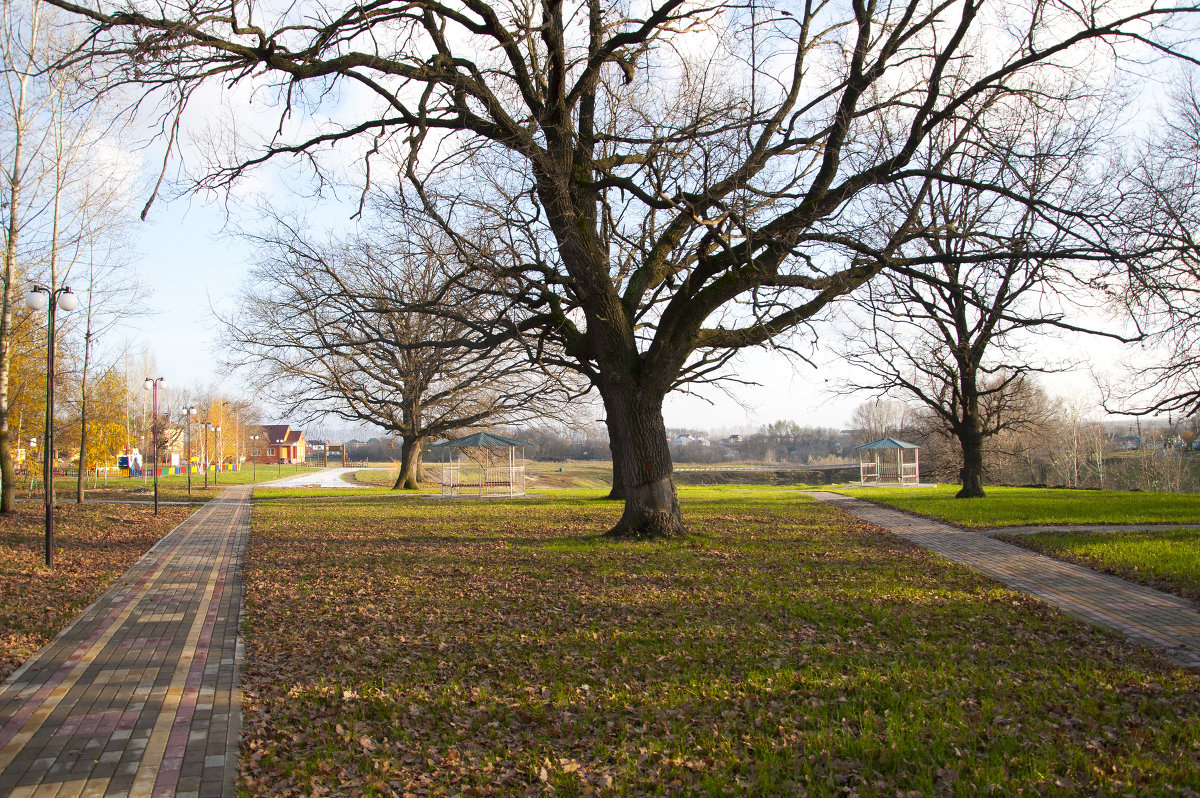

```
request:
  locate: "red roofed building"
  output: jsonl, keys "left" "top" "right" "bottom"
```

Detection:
{"left": 254, "top": 424, "right": 307, "bottom": 464}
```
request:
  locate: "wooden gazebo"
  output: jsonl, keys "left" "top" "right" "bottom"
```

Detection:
{"left": 432, "top": 432, "right": 527, "bottom": 497}
{"left": 855, "top": 437, "right": 920, "bottom": 484}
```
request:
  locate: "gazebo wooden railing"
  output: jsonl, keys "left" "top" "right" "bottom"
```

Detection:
{"left": 855, "top": 437, "right": 920, "bottom": 485}
{"left": 432, "top": 432, "right": 528, "bottom": 497}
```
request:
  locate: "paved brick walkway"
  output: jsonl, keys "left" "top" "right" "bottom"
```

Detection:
{"left": 0, "top": 486, "right": 250, "bottom": 798}
{"left": 807, "top": 491, "right": 1200, "bottom": 670}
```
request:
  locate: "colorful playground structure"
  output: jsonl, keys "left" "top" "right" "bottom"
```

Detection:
{"left": 116, "top": 448, "right": 241, "bottom": 477}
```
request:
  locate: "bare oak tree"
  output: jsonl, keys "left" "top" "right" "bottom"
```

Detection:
{"left": 1111, "top": 74, "right": 1200, "bottom": 419}
{"left": 222, "top": 217, "right": 580, "bottom": 489}
{"left": 46, "top": 0, "right": 1196, "bottom": 534}
{"left": 841, "top": 96, "right": 1130, "bottom": 497}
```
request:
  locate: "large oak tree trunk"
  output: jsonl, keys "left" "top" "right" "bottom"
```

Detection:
{"left": 392, "top": 435, "right": 424, "bottom": 490}
{"left": 601, "top": 384, "right": 683, "bottom": 538}
{"left": 956, "top": 428, "right": 986, "bottom": 498}
{"left": 955, "top": 371, "right": 986, "bottom": 499}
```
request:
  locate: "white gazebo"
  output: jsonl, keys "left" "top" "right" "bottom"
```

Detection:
{"left": 432, "top": 432, "right": 527, "bottom": 497}
{"left": 854, "top": 437, "right": 920, "bottom": 484}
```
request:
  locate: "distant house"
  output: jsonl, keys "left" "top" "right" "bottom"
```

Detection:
{"left": 255, "top": 424, "right": 307, "bottom": 464}
{"left": 1113, "top": 434, "right": 1140, "bottom": 451}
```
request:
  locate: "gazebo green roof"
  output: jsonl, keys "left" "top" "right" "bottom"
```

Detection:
{"left": 854, "top": 436, "right": 920, "bottom": 451}
{"left": 432, "top": 432, "right": 529, "bottom": 449}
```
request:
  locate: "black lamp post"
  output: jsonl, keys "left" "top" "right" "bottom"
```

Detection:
{"left": 250, "top": 434, "right": 259, "bottom": 480}
{"left": 142, "top": 377, "right": 164, "bottom": 514}
{"left": 26, "top": 284, "right": 78, "bottom": 567}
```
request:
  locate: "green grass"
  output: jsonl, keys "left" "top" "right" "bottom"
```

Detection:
{"left": 344, "top": 468, "right": 405, "bottom": 488}
{"left": 25, "top": 464, "right": 322, "bottom": 503}
{"left": 838, "top": 485, "right": 1200, "bottom": 528}
{"left": 239, "top": 486, "right": 1200, "bottom": 796}
{"left": 998, "top": 528, "right": 1200, "bottom": 604}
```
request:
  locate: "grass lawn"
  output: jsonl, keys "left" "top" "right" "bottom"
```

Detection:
{"left": 345, "top": 468, "right": 406, "bottom": 488}
{"left": 0, "top": 503, "right": 194, "bottom": 679}
{"left": 240, "top": 487, "right": 1200, "bottom": 795}
{"left": 997, "top": 528, "right": 1200, "bottom": 605}
{"left": 23, "top": 464, "right": 322, "bottom": 504}
{"left": 838, "top": 485, "right": 1200, "bottom": 528}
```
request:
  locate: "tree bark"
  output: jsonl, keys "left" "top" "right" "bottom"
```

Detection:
{"left": 0, "top": 9, "right": 38, "bottom": 515}
{"left": 956, "top": 429, "right": 986, "bottom": 498}
{"left": 392, "top": 435, "right": 424, "bottom": 490}
{"left": 604, "top": 415, "right": 626, "bottom": 500}
{"left": 601, "top": 384, "right": 684, "bottom": 538}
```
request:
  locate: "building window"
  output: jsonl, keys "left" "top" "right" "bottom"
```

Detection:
{"left": 268, "top": 447, "right": 275, "bottom": 456}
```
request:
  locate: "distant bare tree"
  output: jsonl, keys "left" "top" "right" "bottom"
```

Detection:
{"left": 44, "top": 0, "right": 1198, "bottom": 534}
{"left": 905, "top": 376, "right": 1056, "bottom": 486}
{"left": 1110, "top": 74, "right": 1200, "bottom": 421}
{"left": 222, "top": 217, "right": 581, "bottom": 489}
{"left": 848, "top": 400, "right": 913, "bottom": 447}
{"left": 841, "top": 96, "right": 1126, "bottom": 498}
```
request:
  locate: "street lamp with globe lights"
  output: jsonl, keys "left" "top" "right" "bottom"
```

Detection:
{"left": 249, "top": 434, "right": 260, "bottom": 480}
{"left": 143, "top": 378, "right": 164, "bottom": 514}
{"left": 26, "top": 285, "right": 78, "bottom": 567}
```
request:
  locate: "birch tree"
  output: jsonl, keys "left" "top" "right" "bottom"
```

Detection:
{"left": 0, "top": 0, "right": 50, "bottom": 511}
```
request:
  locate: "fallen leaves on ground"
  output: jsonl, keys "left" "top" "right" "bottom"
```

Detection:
{"left": 239, "top": 489, "right": 1200, "bottom": 796}
{"left": 0, "top": 503, "right": 193, "bottom": 679}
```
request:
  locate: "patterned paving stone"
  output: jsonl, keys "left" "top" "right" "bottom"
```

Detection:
{"left": 0, "top": 486, "right": 250, "bottom": 797}
{"left": 808, "top": 491, "right": 1200, "bottom": 670}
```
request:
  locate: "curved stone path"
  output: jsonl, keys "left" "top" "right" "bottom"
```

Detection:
{"left": 259, "top": 467, "right": 364, "bottom": 489}
{"left": 0, "top": 486, "right": 250, "bottom": 798}
{"left": 808, "top": 491, "right": 1200, "bottom": 670}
